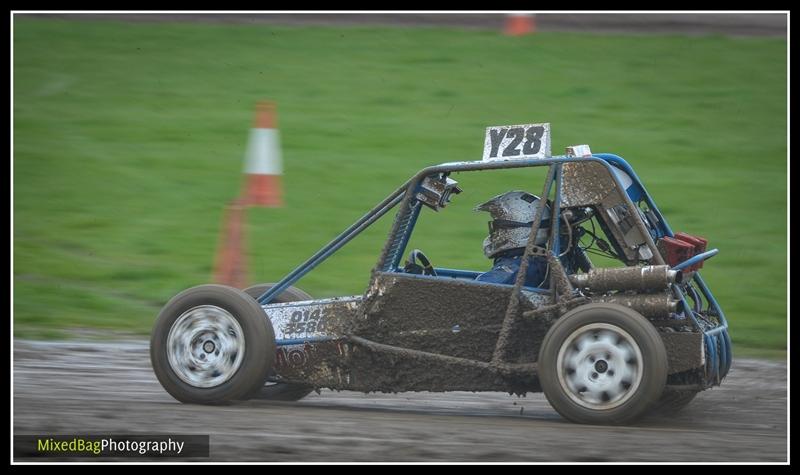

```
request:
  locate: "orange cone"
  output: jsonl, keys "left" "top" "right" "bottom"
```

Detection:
{"left": 242, "top": 101, "right": 283, "bottom": 207}
{"left": 212, "top": 200, "right": 249, "bottom": 288}
{"left": 505, "top": 13, "right": 536, "bottom": 36}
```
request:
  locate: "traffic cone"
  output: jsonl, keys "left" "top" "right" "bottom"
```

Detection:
{"left": 212, "top": 199, "right": 249, "bottom": 288}
{"left": 242, "top": 101, "right": 283, "bottom": 207}
{"left": 505, "top": 13, "right": 536, "bottom": 36}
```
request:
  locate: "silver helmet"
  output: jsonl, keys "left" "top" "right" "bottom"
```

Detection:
{"left": 475, "top": 190, "right": 551, "bottom": 259}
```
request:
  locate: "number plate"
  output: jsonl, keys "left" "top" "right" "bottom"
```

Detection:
{"left": 482, "top": 123, "right": 551, "bottom": 161}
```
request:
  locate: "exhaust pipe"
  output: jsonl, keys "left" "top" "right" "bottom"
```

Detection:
{"left": 593, "top": 293, "right": 682, "bottom": 318}
{"left": 569, "top": 265, "right": 682, "bottom": 292}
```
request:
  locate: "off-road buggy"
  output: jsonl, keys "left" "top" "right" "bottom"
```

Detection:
{"left": 151, "top": 124, "right": 731, "bottom": 424}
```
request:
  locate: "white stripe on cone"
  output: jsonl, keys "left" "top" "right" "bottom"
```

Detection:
{"left": 244, "top": 128, "right": 282, "bottom": 175}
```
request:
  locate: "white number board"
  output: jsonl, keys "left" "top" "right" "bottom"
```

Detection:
{"left": 482, "top": 123, "right": 551, "bottom": 161}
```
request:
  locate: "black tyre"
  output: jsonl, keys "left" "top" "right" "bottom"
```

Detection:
{"left": 538, "top": 303, "right": 668, "bottom": 425}
{"left": 244, "top": 283, "right": 315, "bottom": 401}
{"left": 651, "top": 389, "right": 699, "bottom": 415}
{"left": 150, "top": 284, "right": 276, "bottom": 404}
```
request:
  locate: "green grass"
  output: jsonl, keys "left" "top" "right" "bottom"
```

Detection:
{"left": 13, "top": 18, "right": 787, "bottom": 356}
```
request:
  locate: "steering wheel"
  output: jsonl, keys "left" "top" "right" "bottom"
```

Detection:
{"left": 404, "top": 249, "right": 437, "bottom": 276}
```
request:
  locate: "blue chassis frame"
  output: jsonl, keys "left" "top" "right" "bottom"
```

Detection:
{"left": 257, "top": 153, "right": 732, "bottom": 385}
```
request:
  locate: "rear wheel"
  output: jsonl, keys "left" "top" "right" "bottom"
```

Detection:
{"left": 150, "top": 284, "right": 276, "bottom": 404}
{"left": 652, "top": 389, "right": 699, "bottom": 415}
{"left": 245, "top": 283, "right": 315, "bottom": 401}
{"left": 538, "top": 303, "right": 668, "bottom": 425}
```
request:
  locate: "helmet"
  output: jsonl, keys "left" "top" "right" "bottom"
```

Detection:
{"left": 475, "top": 190, "right": 551, "bottom": 259}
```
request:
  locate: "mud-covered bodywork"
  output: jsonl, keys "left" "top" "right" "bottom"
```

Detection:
{"left": 262, "top": 297, "right": 359, "bottom": 388}
{"left": 255, "top": 153, "right": 731, "bottom": 395}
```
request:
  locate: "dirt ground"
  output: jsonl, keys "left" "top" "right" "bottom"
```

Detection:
{"left": 12, "top": 339, "right": 787, "bottom": 462}
{"left": 21, "top": 13, "right": 787, "bottom": 37}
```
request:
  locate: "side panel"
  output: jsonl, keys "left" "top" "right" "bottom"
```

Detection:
{"left": 262, "top": 296, "right": 361, "bottom": 342}
{"left": 270, "top": 273, "right": 554, "bottom": 392}
{"left": 263, "top": 297, "right": 359, "bottom": 387}
{"left": 273, "top": 339, "right": 531, "bottom": 393}
{"left": 272, "top": 340, "right": 354, "bottom": 387}
{"left": 354, "top": 272, "right": 551, "bottom": 364}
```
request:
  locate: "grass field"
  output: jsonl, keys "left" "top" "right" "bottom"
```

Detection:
{"left": 13, "top": 17, "right": 787, "bottom": 355}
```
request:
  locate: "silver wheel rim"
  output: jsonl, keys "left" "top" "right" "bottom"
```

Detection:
{"left": 556, "top": 322, "right": 644, "bottom": 410}
{"left": 167, "top": 305, "right": 246, "bottom": 388}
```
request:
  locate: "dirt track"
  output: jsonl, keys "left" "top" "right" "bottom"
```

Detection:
{"left": 13, "top": 339, "right": 787, "bottom": 462}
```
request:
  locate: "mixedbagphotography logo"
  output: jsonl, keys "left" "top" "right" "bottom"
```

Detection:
{"left": 14, "top": 435, "right": 210, "bottom": 459}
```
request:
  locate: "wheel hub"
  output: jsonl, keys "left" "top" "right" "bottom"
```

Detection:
{"left": 556, "top": 323, "right": 644, "bottom": 410}
{"left": 594, "top": 360, "right": 609, "bottom": 373}
{"left": 166, "top": 305, "right": 245, "bottom": 388}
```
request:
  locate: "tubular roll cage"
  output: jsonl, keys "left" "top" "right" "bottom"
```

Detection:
{"left": 256, "top": 154, "right": 730, "bottom": 380}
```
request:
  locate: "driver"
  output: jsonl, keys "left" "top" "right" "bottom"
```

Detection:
{"left": 474, "top": 191, "right": 550, "bottom": 287}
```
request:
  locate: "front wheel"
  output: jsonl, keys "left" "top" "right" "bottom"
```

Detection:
{"left": 538, "top": 303, "right": 668, "bottom": 425}
{"left": 150, "top": 284, "right": 276, "bottom": 404}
